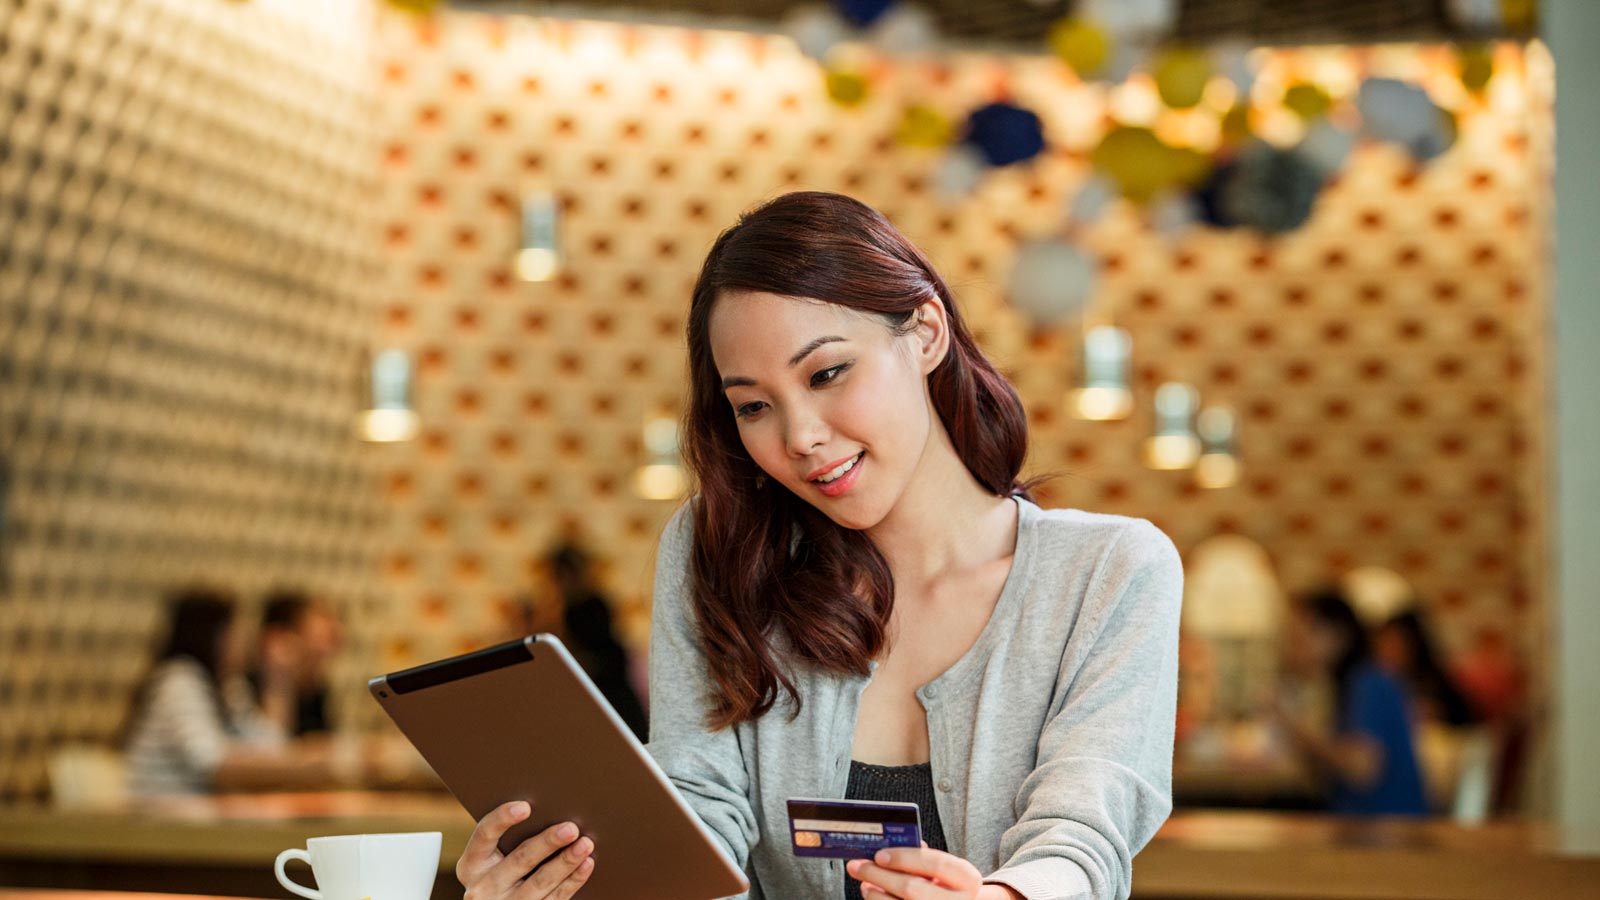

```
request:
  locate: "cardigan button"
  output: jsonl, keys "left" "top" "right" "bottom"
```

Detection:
{"left": 937, "top": 778, "right": 952, "bottom": 792}
{"left": 924, "top": 685, "right": 938, "bottom": 699}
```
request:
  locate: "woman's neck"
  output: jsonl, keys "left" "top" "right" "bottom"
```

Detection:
{"left": 865, "top": 416, "right": 1017, "bottom": 586}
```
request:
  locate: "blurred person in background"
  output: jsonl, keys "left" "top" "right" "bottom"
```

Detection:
{"left": 1373, "top": 607, "right": 1478, "bottom": 728}
{"left": 1275, "top": 585, "right": 1428, "bottom": 816}
{"left": 122, "top": 587, "right": 359, "bottom": 795}
{"left": 541, "top": 541, "right": 649, "bottom": 741}
{"left": 250, "top": 589, "right": 344, "bottom": 738}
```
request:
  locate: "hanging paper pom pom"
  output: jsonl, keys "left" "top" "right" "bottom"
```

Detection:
{"left": 1283, "top": 82, "right": 1333, "bottom": 119}
{"left": 1357, "top": 78, "right": 1456, "bottom": 163}
{"left": 871, "top": 3, "right": 939, "bottom": 54}
{"left": 784, "top": 4, "right": 851, "bottom": 62}
{"left": 385, "top": 0, "right": 443, "bottom": 13}
{"left": 1048, "top": 17, "right": 1111, "bottom": 77}
{"left": 1152, "top": 45, "right": 1211, "bottom": 109}
{"left": 1008, "top": 239, "right": 1098, "bottom": 327}
{"left": 1210, "top": 40, "right": 1256, "bottom": 95}
{"left": 1409, "top": 109, "right": 1458, "bottom": 163}
{"left": 1079, "top": 0, "right": 1178, "bottom": 42}
{"left": 1357, "top": 78, "right": 1435, "bottom": 143}
{"left": 1091, "top": 126, "right": 1210, "bottom": 204}
{"left": 825, "top": 69, "right": 871, "bottom": 107}
{"left": 1446, "top": 0, "right": 1502, "bottom": 29}
{"left": 1219, "top": 102, "right": 1254, "bottom": 147}
{"left": 1499, "top": 0, "right": 1536, "bottom": 31}
{"left": 1149, "top": 191, "right": 1202, "bottom": 239}
{"left": 895, "top": 104, "right": 953, "bottom": 148}
{"left": 835, "top": 0, "right": 896, "bottom": 28}
{"left": 1298, "top": 119, "right": 1357, "bottom": 176}
{"left": 933, "top": 144, "right": 988, "bottom": 201}
{"left": 1212, "top": 141, "right": 1326, "bottom": 234}
{"left": 964, "top": 102, "right": 1047, "bottom": 167}
{"left": 1067, "top": 174, "right": 1119, "bottom": 225}
{"left": 1457, "top": 43, "right": 1495, "bottom": 94}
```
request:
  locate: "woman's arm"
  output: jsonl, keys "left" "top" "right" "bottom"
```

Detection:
{"left": 642, "top": 503, "right": 760, "bottom": 888}
{"left": 1276, "top": 705, "right": 1384, "bottom": 789}
{"left": 983, "top": 521, "right": 1184, "bottom": 900}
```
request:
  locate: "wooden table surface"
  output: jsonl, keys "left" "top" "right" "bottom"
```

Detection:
{"left": 3, "top": 793, "right": 1598, "bottom": 900}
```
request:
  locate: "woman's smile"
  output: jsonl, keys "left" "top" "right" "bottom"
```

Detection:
{"left": 811, "top": 451, "right": 866, "bottom": 497}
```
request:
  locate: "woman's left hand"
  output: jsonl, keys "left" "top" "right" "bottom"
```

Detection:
{"left": 846, "top": 842, "right": 990, "bottom": 899}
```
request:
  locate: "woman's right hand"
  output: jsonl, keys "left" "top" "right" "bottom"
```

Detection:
{"left": 458, "top": 801, "right": 596, "bottom": 900}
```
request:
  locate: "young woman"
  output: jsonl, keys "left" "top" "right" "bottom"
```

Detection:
{"left": 456, "top": 192, "right": 1183, "bottom": 900}
{"left": 1277, "top": 587, "right": 1427, "bottom": 816}
{"left": 123, "top": 588, "right": 360, "bottom": 795}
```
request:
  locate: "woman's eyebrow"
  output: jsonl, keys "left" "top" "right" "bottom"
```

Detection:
{"left": 721, "top": 335, "right": 847, "bottom": 390}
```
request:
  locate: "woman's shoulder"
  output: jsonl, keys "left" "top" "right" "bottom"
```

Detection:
{"left": 1022, "top": 499, "right": 1180, "bottom": 574}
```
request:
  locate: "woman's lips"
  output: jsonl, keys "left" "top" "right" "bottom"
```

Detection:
{"left": 813, "top": 452, "right": 864, "bottom": 498}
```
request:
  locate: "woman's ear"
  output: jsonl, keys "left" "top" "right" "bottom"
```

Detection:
{"left": 913, "top": 298, "right": 951, "bottom": 376}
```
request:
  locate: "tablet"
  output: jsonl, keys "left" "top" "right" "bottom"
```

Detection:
{"left": 369, "top": 634, "right": 750, "bottom": 900}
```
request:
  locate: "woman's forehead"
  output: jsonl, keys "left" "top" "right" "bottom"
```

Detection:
{"left": 709, "top": 291, "right": 878, "bottom": 343}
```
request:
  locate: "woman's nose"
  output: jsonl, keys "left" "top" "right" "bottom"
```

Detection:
{"left": 783, "top": 410, "right": 828, "bottom": 457}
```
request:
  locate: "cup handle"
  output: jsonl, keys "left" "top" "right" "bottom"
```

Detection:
{"left": 274, "top": 848, "right": 321, "bottom": 900}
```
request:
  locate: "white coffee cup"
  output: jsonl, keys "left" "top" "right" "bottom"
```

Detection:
{"left": 275, "top": 832, "right": 442, "bottom": 900}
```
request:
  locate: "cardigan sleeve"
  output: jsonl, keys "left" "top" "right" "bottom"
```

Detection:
{"left": 643, "top": 502, "right": 759, "bottom": 898}
{"left": 982, "top": 520, "right": 1184, "bottom": 900}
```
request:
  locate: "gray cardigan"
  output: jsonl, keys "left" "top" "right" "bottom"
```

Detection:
{"left": 645, "top": 496, "right": 1183, "bottom": 900}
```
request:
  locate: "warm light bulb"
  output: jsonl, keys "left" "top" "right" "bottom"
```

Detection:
{"left": 1071, "top": 386, "right": 1134, "bottom": 421}
{"left": 1143, "top": 434, "right": 1202, "bottom": 470}
{"left": 357, "top": 408, "right": 420, "bottom": 443}
{"left": 516, "top": 247, "right": 559, "bottom": 282}
{"left": 634, "top": 463, "right": 689, "bottom": 500}
{"left": 1195, "top": 451, "right": 1240, "bottom": 488}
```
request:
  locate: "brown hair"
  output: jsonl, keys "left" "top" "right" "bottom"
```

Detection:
{"left": 683, "top": 191, "right": 1038, "bottom": 729}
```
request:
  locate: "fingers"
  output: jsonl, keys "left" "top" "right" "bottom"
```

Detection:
{"left": 515, "top": 836, "right": 595, "bottom": 900}
{"left": 483, "top": 822, "right": 585, "bottom": 898}
{"left": 847, "top": 860, "right": 925, "bottom": 900}
{"left": 847, "top": 848, "right": 979, "bottom": 898}
{"left": 458, "top": 801, "right": 530, "bottom": 887}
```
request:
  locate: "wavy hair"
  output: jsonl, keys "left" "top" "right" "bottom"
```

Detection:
{"left": 683, "top": 191, "right": 1039, "bottom": 729}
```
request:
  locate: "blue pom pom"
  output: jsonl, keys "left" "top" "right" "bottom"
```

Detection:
{"left": 964, "top": 102, "right": 1046, "bottom": 167}
{"left": 834, "top": 0, "right": 896, "bottom": 28}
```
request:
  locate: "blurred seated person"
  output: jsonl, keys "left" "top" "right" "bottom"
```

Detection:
{"left": 539, "top": 542, "right": 649, "bottom": 741}
{"left": 122, "top": 587, "right": 360, "bottom": 795}
{"left": 250, "top": 589, "right": 344, "bottom": 737}
{"left": 1274, "top": 586, "right": 1428, "bottom": 816}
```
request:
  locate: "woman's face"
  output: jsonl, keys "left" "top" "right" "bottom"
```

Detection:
{"left": 1285, "top": 606, "right": 1341, "bottom": 675}
{"left": 708, "top": 291, "right": 945, "bottom": 531}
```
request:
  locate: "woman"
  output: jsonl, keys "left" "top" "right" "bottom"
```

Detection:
{"left": 1277, "top": 587, "right": 1427, "bottom": 816}
{"left": 1373, "top": 608, "right": 1477, "bottom": 729}
{"left": 123, "top": 588, "right": 356, "bottom": 795}
{"left": 456, "top": 192, "right": 1183, "bottom": 900}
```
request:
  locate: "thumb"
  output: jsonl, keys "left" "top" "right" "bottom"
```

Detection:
{"left": 921, "top": 841, "right": 929, "bottom": 848}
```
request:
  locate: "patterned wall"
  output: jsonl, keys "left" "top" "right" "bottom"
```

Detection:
{"left": 367, "top": 10, "right": 1552, "bottom": 689}
{"left": 0, "top": 0, "right": 385, "bottom": 801}
{"left": 0, "top": 0, "right": 1554, "bottom": 802}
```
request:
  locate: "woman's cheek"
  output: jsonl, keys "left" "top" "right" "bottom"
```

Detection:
{"left": 740, "top": 420, "right": 791, "bottom": 484}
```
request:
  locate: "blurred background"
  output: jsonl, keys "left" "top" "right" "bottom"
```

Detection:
{"left": 1, "top": 0, "right": 1598, "bottom": 896}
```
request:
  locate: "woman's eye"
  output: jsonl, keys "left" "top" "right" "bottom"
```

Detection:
{"left": 812, "top": 363, "right": 851, "bottom": 387}
{"left": 735, "top": 401, "right": 766, "bottom": 419}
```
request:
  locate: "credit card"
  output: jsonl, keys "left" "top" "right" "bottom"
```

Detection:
{"left": 786, "top": 797, "right": 922, "bottom": 860}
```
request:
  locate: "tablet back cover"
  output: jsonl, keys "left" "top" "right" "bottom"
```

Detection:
{"left": 371, "top": 634, "right": 748, "bottom": 900}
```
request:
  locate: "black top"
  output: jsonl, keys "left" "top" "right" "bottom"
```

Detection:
{"left": 842, "top": 760, "right": 949, "bottom": 900}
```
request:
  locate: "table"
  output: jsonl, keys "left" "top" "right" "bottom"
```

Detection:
{"left": 2, "top": 793, "right": 1598, "bottom": 900}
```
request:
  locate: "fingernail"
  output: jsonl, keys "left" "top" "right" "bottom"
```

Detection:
{"left": 558, "top": 823, "right": 577, "bottom": 840}
{"left": 511, "top": 802, "right": 530, "bottom": 819}
{"left": 875, "top": 850, "right": 890, "bottom": 865}
{"left": 846, "top": 860, "right": 861, "bottom": 875}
